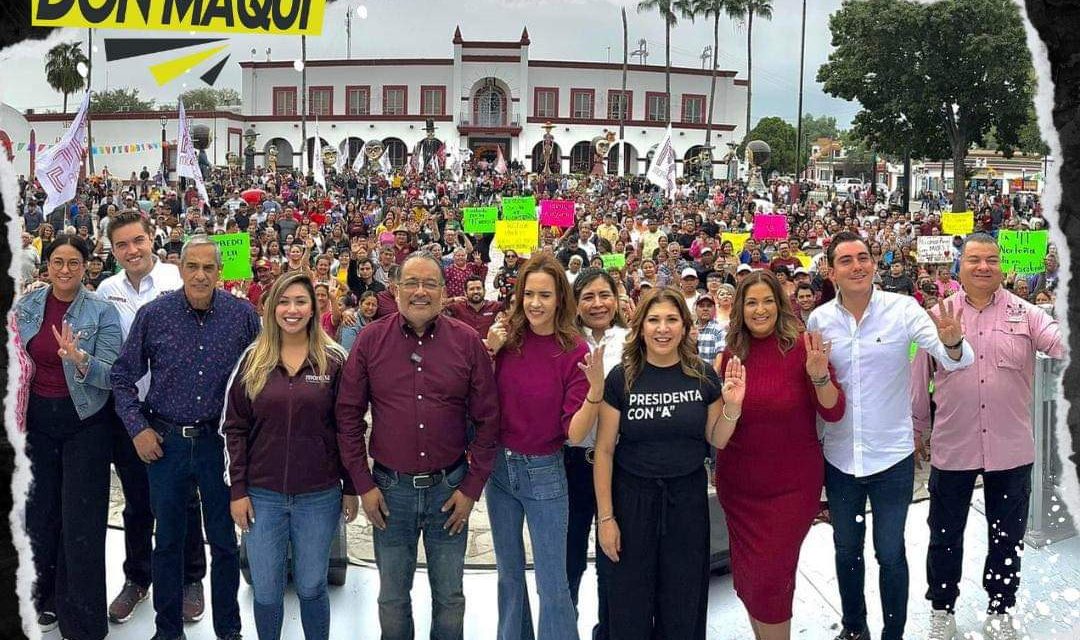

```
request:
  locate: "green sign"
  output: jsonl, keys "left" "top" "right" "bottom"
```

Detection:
{"left": 501, "top": 196, "right": 537, "bottom": 221}
{"left": 999, "top": 230, "right": 1049, "bottom": 275}
{"left": 600, "top": 253, "right": 626, "bottom": 269}
{"left": 462, "top": 207, "right": 498, "bottom": 233}
{"left": 210, "top": 233, "right": 253, "bottom": 281}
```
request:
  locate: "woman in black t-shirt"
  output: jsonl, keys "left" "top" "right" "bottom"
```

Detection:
{"left": 594, "top": 287, "right": 746, "bottom": 640}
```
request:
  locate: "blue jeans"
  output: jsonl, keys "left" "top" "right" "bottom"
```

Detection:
{"left": 245, "top": 486, "right": 342, "bottom": 640}
{"left": 486, "top": 448, "right": 578, "bottom": 640}
{"left": 147, "top": 430, "right": 241, "bottom": 639}
{"left": 825, "top": 455, "right": 914, "bottom": 640}
{"left": 372, "top": 461, "right": 468, "bottom": 640}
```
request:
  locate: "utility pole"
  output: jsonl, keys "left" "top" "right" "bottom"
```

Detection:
{"left": 620, "top": 7, "right": 628, "bottom": 174}
{"left": 85, "top": 28, "right": 96, "bottom": 175}
{"left": 300, "top": 35, "right": 307, "bottom": 172}
{"left": 346, "top": 9, "right": 351, "bottom": 58}
{"left": 794, "top": 0, "right": 806, "bottom": 181}
{"left": 631, "top": 38, "right": 649, "bottom": 65}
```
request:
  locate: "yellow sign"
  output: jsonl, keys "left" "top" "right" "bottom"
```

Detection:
{"left": 495, "top": 220, "right": 538, "bottom": 256}
{"left": 32, "top": 0, "right": 326, "bottom": 35}
{"left": 722, "top": 233, "right": 751, "bottom": 256}
{"left": 794, "top": 252, "right": 814, "bottom": 268}
{"left": 941, "top": 211, "right": 974, "bottom": 236}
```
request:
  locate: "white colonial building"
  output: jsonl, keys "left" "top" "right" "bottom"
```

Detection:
{"left": 10, "top": 27, "right": 747, "bottom": 180}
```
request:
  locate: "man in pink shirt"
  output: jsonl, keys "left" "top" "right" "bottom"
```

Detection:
{"left": 911, "top": 233, "right": 1063, "bottom": 640}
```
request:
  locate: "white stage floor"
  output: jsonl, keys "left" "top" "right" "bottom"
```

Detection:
{"left": 41, "top": 500, "right": 1080, "bottom": 639}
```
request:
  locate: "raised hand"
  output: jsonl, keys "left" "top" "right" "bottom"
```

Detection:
{"left": 803, "top": 331, "right": 832, "bottom": 380}
{"left": 721, "top": 356, "right": 746, "bottom": 407}
{"left": 486, "top": 318, "right": 508, "bottom": 354}
{"left": 933, "top": 299, "right": 964, "bottom": 347}
{"left": 577, "top": 344, "right": 606, "bottom": 395}
{"left": 51, "top": 321, "right": 85, "bottom": 365}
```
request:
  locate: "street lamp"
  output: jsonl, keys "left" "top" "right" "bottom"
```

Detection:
{"left": 159, "top": 115, "right": 168, "bottom": 186}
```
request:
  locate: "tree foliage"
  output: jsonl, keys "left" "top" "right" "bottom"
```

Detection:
{"left": 799, "top": 113, "right": 840, "bottom": 169}
{"left": 817, "top": 0, "right": 1035, "bottom": 210}
{"left": 90, "top": 88, "right": 156, "bottom": 113}
{"left": 45, "top": 42, "right": 87, "bottom": 113}
{"left": 739, "top": 116, "right": 797, "bottom": 176}
{"left": 177, "top": 88, "right": 242, "bottom": 110}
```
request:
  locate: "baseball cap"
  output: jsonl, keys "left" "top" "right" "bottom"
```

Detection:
{"left": 794, "top": 267, "right": 809, "bottom": 276}
{"left": 695, "top": 294, "right": 715, "bottom": 306}
{"left": 681, "top": 267, "right": 699, "bottom": 279}
{"left": 640, "top": 280, "right": 654, "bottom": 288}
{"left": 701, "top": 247, "right": 713, "bottom": 254}
{"left": 736, "top": 264, "right": 753, "bottom": 274}
{"left": 255, "top": 258, "right": 271, "bottom": 270}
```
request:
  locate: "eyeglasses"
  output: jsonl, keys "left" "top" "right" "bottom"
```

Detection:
{"left": 49, "top": 259, "right": 84, "bottom": 271}
{"left": 399, "top": 279, "right": 443, "bottom": 292}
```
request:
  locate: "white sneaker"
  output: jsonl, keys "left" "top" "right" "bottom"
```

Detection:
{"left": 927, "top": 609, "right": 958, "bottom": 640}
{"left": 983, "top": 613, "right": 1021, "bottom": 640}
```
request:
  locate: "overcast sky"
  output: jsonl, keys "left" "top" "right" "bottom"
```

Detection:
{"left": 0, "top": 0, "right": 860, "bottom": 127}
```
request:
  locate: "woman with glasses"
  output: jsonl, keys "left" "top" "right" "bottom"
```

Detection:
{"left": 15, "top": 234, "right": 123, "bottom": 640}
{"left": 494, "top": 250, "right": 521, "bottom": 304}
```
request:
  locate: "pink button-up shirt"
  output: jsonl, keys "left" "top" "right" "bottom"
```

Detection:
{"left": 911, "top": 287, "right": 1063, "bottom": 471}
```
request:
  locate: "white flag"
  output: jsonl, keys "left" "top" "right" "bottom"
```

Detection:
{"left": 494, "top": 145, "right": 507, "bottom": 175}
{"left": 177, "top": 99, "right": 210, "bottom": 206}
{"left": 312, "top": 120, "right": 326, "bottom": 189}
{"left": 428, "top": 150, "right": 440, "bottom": 175}
{"left": 646, "top": 124, "right": 677, "bottom": 198}
{"left": 379, "top": 147, "right": 392, "bottom": 175}
{"left": 352, "top": 146, "right": 366, "bottom": 173}
{"left": 37, "top": 91, "right": 90, "bottom": 215}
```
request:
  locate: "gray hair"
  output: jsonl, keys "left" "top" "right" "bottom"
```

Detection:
{"left": 401, "top": 251, "right": 446, "bottom": 285}
{"left": 961, "top": 232, "right": 998, "bottom": 256}
{"left": 181, "top": 234, "right": 223, "bottom": 267}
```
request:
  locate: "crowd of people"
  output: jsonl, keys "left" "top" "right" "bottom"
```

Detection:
{"left": 11, "top": 158, "right": 1063, "bottom": 640}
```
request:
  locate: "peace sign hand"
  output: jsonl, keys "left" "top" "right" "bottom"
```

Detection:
{"left": 803, "top": 331, "right": 831, "bottom": 380}
{"left": 51, "top": 321, "right": 86, "bottom": 365}
{"left": 933, "top": 299, "right": 964, "bottom": 347}
{"left": 721, "top": 356, "right": 746, "bottom": 408}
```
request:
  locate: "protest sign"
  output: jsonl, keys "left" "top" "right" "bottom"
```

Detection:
{"left": 463, "top": 207, "right": 498, "bottom": 233}
{"left": 752, "top": 215, "right": 787, "bottom": 240}
{"left": 539, "top": 199, "right": 575, "bottom": 227}
{"left": 917, "top": 236, "right": 955, "bottom": 264}
{"left": 601, "top": 253, "right": 626, "bottom": 269}
{"left": 495, "top": 220, "right": 538, "bottom": 255}
{"left": 722, "top": 232, "right": 751, "bottom": 255}
{"left": 501, "top": 196, "right": 537, "bottom": 221}
{"left": 941, "top": 211, "right": 974, "bottom": 236}
{"left": 211, "top": 233, "right": 253, "bottom": 281}
{"left": 999, "top": 230, "right": 1049, "bottom": 274}
{"left": 794, "top": 252, "right": 814, "bottom": 269}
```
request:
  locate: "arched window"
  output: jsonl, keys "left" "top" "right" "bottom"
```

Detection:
{"left": 607, "top": 143, "right": 638, "bottom": 175}
{"left": 531, "top": 140, "right": 562, "bottom": 173}
{"left": 474, "top": 83, "right": 506, "bottom": 127}
{"left": 383, "top": 138, "right": 408, "bottom": 168}
{"left": 569, "top": 141, "right": 593, "bottom": 174}
{"left": 263, "top": 138, "right": 294, "bottom": 168}
{"left": 341, "top": 137, "right": 365, "bottom": 167}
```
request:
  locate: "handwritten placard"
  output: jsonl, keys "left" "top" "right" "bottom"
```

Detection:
{"left": 463, "top": 207, "right": 498, "bottom": 233}
{"left": 210, "top": 233, "right": 253, "bottom": 280}
{"left": 601, "top": 253, "right": 626, "bottom": 269}
{"left": 495, "top": 220, "right": 538, "bottom": 256}
{"left": 941, "top": 211, "right": 974, "bottom": 236}
{"left": 999, "top": 230, "right": 1049, "bottom": 274}
{"left": 539, "top": 199, "right": 575, "bottom": 227}
{"left": 751, "top": 215, "right": 787, "bottom": 240}
{"left": 722, "top": 232, "right": 751, "bottom": 255}
{"left": 501, "top": 196, "right": 537, "bottom": 221}
{"left": 917, "top": 236, "right": 955, "bottom": 264}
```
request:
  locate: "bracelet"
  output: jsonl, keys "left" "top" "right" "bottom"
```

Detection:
{"left": 810, "top": 374, "right": 831, "bottom": 387}
{"left": 943, "top": 337, "right": 964, "bottom": 350}
{"left": 598, "top": 515, "right": 616, "bottom": 525}
{"left": 585, "top": 395, "right": 602, "bottom": 404}
{"left": 722, "top": 405, "right": 741, "bottom": 422}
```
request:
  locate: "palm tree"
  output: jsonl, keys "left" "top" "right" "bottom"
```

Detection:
{"left": 45, "top": 42, "right": 88, "bottom": 113}
{"left": 728, "top": 0, "right": 773, "bottom": 142}
{"left": 682, "top": 0, "right": 737, "bottom": 153}
{"left": 637, "top": 0, "right": 691, "bottom": 122}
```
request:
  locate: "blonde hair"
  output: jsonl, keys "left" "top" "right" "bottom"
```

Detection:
{"left": 239, "top": 271, "right": 346, "bottom": 400}
{"left": 622, "top": 287, "right": 711, "bottom": 394}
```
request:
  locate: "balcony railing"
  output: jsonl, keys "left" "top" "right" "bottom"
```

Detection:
{"left": 458, "top": 110, "right": 521, "bottom": 127}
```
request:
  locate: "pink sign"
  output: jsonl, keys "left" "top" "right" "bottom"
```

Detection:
{"left": 752, "top": 214, "right": 788, "bottom": 240}
{"left": 539, "top": 199, "right": 576, "bottom": 227}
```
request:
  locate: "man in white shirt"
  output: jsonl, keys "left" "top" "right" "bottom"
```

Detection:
{"left": 806, "top": 231, "right": 973, "bottom": 640}
{"left": 96, "top": 212, "right": 208, "bottom": 624}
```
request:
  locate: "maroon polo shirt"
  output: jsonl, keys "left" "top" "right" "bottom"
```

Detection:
{"left": 374, "top": 290, "right": 398, "bottom": 319}
{"left": 444, "top": 300, "right": 504, "bottom": 337}
{"left": 335, "top": 313, "right": 501, "bottom": 500}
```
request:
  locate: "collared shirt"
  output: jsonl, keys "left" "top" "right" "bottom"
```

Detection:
{"left": 444, "top": 299, "right": 504, "bottom": 337}
{"left": 807, "top": 289, "right": 974, "bottom": 477}
{"left": 911, "top": 288, "right": 1062, "bottom": 472}
{"left": 334, "top": 313, "right": 501, "bottom": 500}
{"left": 112, "top": 289, "right": 262, "bottom": 437}
{"left": 696, "top": 320, "right": 726, "bottom": 366}
{"left": 572, "top": 324, "right": 629, "bottom": 449}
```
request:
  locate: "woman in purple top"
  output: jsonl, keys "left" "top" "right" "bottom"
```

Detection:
{"left": 486, "top": 254, "right": 606, "bottom": 640}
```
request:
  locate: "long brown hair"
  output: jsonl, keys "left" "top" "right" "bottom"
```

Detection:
{"left": 504, "top": 253, "right": 580, "bottom": 353}
{"left": 622, "top": 287, "right": 710, "bottom": 394}
{"left": 725, "top": 270, "right": 800, "bottom": 361}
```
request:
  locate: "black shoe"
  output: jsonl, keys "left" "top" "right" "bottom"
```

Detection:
{"left": 217, "top": 633, "right": 242, "bottom": 640}
{"left": 150, "top": 633, "right": 186, "bottom": 640}
{"left": 834, "top": 629, "right": 870, "bottom": 640}
{"left": 37, "top": 611, "right": 58, "bottom": 632}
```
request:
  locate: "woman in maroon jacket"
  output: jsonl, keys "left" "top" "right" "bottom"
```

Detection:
{"left": 221, "top": 272, "right": 358, "bottom": 640}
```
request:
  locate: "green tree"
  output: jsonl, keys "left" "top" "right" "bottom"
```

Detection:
{"left": 739, "top": 116, "right": 797, "bottom": 176}
{"left": 90, "top": 88, "right": 156, "bottom": 113}
{"left": 818, "top": 0, "right": 1035, "bottom": 212}
{"left": 726, "top": 0, "right": 773, "bottom": 142}
{"left": 45, "top": 42, "right": 88, "bottom": 113}
{"left": 178, "top": 87, "right": 242, "bottom": 110}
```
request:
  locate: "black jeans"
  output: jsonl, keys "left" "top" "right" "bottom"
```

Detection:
{"left": 926, "top": 463, "right": 1032, "bottom": 614}
{"left": 26, "top": 394, "right": 111, "bottom": 640}
{"left": 110, "top": 417, "right": 206, "bottom": 589}
{"left": 563, "top": 446, "right": 609, "bottom": 639}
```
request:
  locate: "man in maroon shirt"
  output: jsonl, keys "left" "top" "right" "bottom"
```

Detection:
{"left": 336, "top": 253, "right": 500, "bottom": 639}
{"left": 444, "top": 275, "right": 504, "bottom": 337}
{"left": 769, "top": 240, "right": 802, "bottom": 272}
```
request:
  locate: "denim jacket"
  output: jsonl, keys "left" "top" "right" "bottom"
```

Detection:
{"left": 15, "top": 285, "right": 123, "bottom": 420}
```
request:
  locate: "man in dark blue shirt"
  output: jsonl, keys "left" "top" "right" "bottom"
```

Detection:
{"left": 112, "top": 235, "right": 260, "bottom": 640}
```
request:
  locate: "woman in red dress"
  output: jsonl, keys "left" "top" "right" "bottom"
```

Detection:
{"left": 715, "top": 270, "right": 846, "bottom": 640}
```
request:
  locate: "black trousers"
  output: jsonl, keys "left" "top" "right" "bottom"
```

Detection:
{"left": 26, "top": 394, "right": 111, "bottom": 640}
{"left": 607, "top": 465, "right": 709, "bottom": 640}
{"left": 110, "top": 415, "right": 206, "bottom": 588}
{"left": 926, "top": 463, "right": 1032, "bottom": 614}
{"left": 564, "top": 446, "right": 610, "bottom": 639}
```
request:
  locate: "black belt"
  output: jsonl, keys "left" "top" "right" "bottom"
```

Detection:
{"left": 374, "top": 457, "right": 466, "bottom": 489}
{"left": 564, "top": 445, "right": 596, "bottom": 465}
{"left": 147, "top": 414, "right": 217, "bottom": 439}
